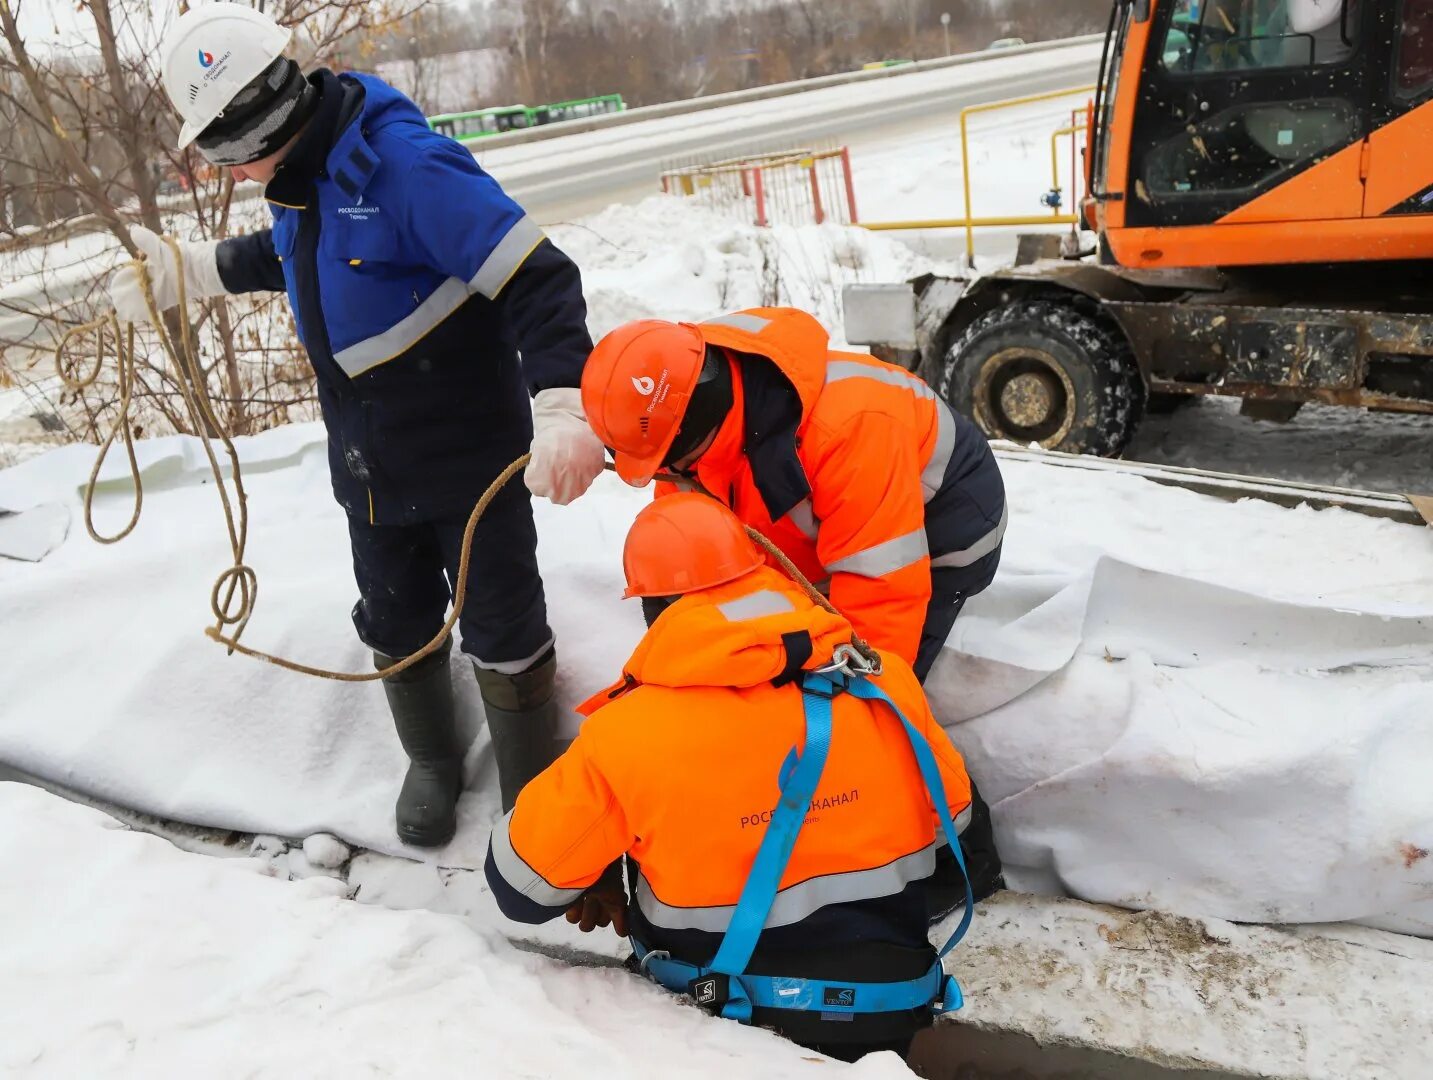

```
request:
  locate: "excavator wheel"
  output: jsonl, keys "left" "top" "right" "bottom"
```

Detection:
{"left": 938, "top": 299, "right": 1145, "bottom": 458}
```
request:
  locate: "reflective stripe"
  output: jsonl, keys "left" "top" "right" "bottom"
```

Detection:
{"left": 489, "top": 810, "right": 585, "bottom": 909}
{"left": 634, "top": 844, "right": 938, "bottom": 933}
{"left": 786, "top": 499, "right": 819, "bottom": 542}
{"left": 331, "top": 215, "right": 545, "bottom": 377}
{"left": 703, "top": 312, "right": 772, "bottom": 334}
{"left": 942, "top": 804, "right": 974, "bottom": 839}
{"left": 718, "top": 590, "right": 796, "bottom": 622}
{"left": 333, "top": 276, "right": 469, "bottom": 376}
{"left": 930, "top": 503, "right": 1008, "bottom": 569}
{"left": 826, "top": 528, "right": 929, "bottom": 579}
{"left": 921, "top": 402, "right": 957, "bottom": 502}
{"left": 472, "top": 633, "right": 556, "bottom": 676}
{"left": 826, "top": 359, "right": 935, "bottom": 400}
{"left": 472, "top": 214, "right": 545, "bottom": 299}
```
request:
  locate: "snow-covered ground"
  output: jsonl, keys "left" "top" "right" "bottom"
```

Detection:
{"left": 2, "top": 421, "right": 1430, "bottom": 926}
{"left": 3, "top": 51, "right": 1432, "bottom": 1076}
{"left": 0, "top": 781, "right": 902, "bottom": 1079}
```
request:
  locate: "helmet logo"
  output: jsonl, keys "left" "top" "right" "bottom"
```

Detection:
{"left": 198, "top": 49, "right": 215, "bottom": 68}
{"left": 631, "top": 375, "right": 656, "bottom": 396}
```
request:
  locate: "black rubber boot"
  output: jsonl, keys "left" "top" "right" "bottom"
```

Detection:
{"left": 378, "top": 641, "right": 463, "bottom": 848}
{"left": 473, "top": 649, "right": 560, "bottom": 813}
{"left": 927, "top": 781, "right": 1005, "bottom": 923}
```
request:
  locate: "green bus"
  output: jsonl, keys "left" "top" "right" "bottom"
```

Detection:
{"left": 428, "top": 94, "right": 626, "bottom": 144}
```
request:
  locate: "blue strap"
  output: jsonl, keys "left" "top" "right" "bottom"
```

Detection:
{"left": 634, "top": 941, "right": 961, "bottom": 1015}
{"left": 704, "top": 674, "right": 835, "bottom": 1007}
{"left": 841, "top": 676, "right": 975, "bottom": 957}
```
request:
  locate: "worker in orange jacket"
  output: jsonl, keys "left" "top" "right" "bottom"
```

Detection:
{"left": 485, "top": 494, "right": 975, "bottom": 1063}
{"left": 577, "top": 307, "right": 1006, "bottom": 904}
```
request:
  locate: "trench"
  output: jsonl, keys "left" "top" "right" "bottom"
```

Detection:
{"left": 2, "top": 764, "right": 1271, "bottom": 1079}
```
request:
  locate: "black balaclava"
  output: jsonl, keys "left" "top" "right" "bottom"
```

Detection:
{"left": 195, "top": 58, "right": 319, "bottom": 166}
{"left": 662, "top": 345, "right": 735, "bottom": 469}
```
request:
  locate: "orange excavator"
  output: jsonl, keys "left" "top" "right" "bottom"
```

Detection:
{"left": 849, "top": 0, "right": 1433, "bottom": 456}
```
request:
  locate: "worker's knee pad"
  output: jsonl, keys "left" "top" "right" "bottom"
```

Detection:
{"left": 374, "top": 635, "right": 452, "bottom": 684}
{"left": 473, "top": 647, "right": 556, "bottom": 712}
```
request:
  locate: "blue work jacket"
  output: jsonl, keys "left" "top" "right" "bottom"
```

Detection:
{"left": 218, "top": 70, "right": 591, "bottom": 523}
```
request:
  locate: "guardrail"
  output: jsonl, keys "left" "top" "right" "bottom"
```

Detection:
{"left": 861, "top": 84, "right": 1097, "bottom": 263}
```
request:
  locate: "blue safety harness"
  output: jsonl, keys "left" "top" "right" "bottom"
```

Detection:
{"left": 630, "top": 665, "right": 973, "bottom": 1024}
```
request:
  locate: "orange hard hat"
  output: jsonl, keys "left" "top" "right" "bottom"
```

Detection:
{"left": 622, "top": 493, "right": 765, "bottom": 598}
{"left": 582, "top": 320, "right": 706, "bottom": 487}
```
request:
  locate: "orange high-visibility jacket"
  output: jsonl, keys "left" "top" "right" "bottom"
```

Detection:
{"left": 485, "top": 566, "right": 973, "bottom": 955}
{"left": 658, "top": 308, "right": 1006, "bottom": 666}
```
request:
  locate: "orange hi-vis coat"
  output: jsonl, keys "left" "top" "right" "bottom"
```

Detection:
{"left": 658, "top": 307, "right": 1006, "bottom": 667}
{"left": 485, "top": 565, "right": 973, "bottom": 951}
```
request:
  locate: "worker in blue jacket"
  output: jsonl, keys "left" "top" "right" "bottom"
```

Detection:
{"left": 109, "top": 5, "right": 607, "bottom": 846}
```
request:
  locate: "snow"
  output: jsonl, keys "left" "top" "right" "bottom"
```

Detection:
{"left": 941, "top": 893, "right": 1433, "bottom": 1079}
{"left": 302, "top": 832, "right": 352, "bottom": 870}
{"left": 0, "top": 781, "right": 898, "bottom": 1078}
{"left": 2, "top": 417, "right": 1431, "bottom": 939}
{"left": 3, "top": 35, "right": 1429, "bottom": 1076}
{"left": 548, "top": 196, "right": 947, "bottom": 341}
{"left": 7, "top": 777, "right": 1432, "bottom": 1078}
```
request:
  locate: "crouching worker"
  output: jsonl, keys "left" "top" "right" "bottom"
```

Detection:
{"left": 485, "top": 494, "right": 976, "bottom": 1063}
{"left": 579, "top": 308, "right": 1007, "bottom": 908}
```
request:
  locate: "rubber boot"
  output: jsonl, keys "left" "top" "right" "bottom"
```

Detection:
{"left": 927, "top": 780, "right": 1005, "bottom": 923}
{"left": 378, "top": 641, "right": 463, "bottom": 848}
{"left": 473, "top": 649, "right": 560, "bottom": 813}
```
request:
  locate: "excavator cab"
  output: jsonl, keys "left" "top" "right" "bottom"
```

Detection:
{"left": 1091, "top": 0, "right": 1433, "bottom": 268}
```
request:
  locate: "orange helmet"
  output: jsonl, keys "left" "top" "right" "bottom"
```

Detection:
{"left": 622, "top": 493, "right": 765, "bottom": 598}
{"left": 582, "top": 320, "right": 706, "bottom": 487}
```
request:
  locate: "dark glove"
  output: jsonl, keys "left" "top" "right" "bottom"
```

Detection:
{"left": 565, "top": 859, "right": 628, "bottom": 936}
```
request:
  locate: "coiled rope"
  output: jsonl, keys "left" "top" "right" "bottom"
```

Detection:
{"left": 57, "top": 236, "right": 879, "bottom": 682}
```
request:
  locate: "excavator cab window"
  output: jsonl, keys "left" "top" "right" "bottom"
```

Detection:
{"left": 1161, "top": 0, "right": 1360, "bottom": 73}
{"left": 1124, "top": 0, "right": 1372, "bottom": 227}
{"left": 1396, "top": 0, "right": 1433, "bottom": 98}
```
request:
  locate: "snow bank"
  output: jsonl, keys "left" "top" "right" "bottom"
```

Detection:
{"left": 3, "top": 423, "right": 1432, "bottom": 937}
{"left": 0, "top": 782, "right": 902, "bottom": 1078}
{"left": 548, "top": 194, "right": 947, "bottom": 341}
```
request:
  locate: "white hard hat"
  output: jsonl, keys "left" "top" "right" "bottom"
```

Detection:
{"left": 161, "top": 3, "right": 293, "bottom": 149}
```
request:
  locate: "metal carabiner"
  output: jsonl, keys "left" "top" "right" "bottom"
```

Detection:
{"left": 818, "top": 643, "right": 882, "bottom": 678}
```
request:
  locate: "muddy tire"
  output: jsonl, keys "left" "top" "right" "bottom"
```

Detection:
{"left": 938, "top": 299, "right": 1144, "bottom": 457}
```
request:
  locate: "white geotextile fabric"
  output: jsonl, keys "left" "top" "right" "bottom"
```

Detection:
{"left": 1, "top": 424, "right": 1431, "bottom": 933}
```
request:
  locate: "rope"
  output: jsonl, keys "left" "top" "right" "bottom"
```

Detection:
{"left": 742, "top": 526, "right": 882, "bottom": 671}
{"left": 56, "top": 238, "right": 258, "bottom": 646}
{"left": 60, "top": 234, "right": 878, "bottom": 684}
{"left": 55, "top": 313, "right": 142, "bottom": 544}
{"left": 54, "top": 236, "right": 518, "bottom": 683}
{"left": 204, "top": 453, "right": 530, "bottom": 682}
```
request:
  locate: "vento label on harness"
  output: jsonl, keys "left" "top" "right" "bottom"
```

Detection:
{"left": 739, "top": 787, "right": 859, "bottom": 829}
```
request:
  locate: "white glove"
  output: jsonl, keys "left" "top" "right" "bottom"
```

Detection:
{"left": 108, "top": 225, "right": 227, "bottom": 324}
{"left": 526, "top": 387, "right": 607, "bottom": 505}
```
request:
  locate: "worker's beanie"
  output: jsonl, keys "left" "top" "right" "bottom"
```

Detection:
{"left": 195, "top": 57, "right": 318, "bottom": 166}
